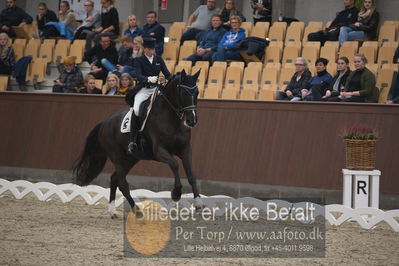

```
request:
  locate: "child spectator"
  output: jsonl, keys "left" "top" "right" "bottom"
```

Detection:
{"left": 52, "top": 56, "right": 84, "bottom": 93}
{"left": 80, "top": 74, "right": 102, "bottom": 94}
{"left": 123, "top": 14, "right": 142, "bottom": 40}
{"left": 0, "top": 32, "right": 15, "bottom": 75}
{"left": 103, "top": 73, "right": 120, "bottom": 95}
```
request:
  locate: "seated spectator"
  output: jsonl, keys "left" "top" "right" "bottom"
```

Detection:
{"left": 219, "top": 0, "right": 246, "bottom": 31}
{"left": 123, "top": 14, "right": 142, "bottom": 40}
{"left": 85, "top": 0, "right": 119, "bottom": 51}
{"left": 308, "top": 0, "right": 358, "bottom": 45}
{"left": 74, "top": 0, "right": 101, "bottom": 40}
{"left": 141, "top": 11, "right": 165, "bottom": 55}
{"left": 276, "top": 57, "right": 312, "bottom": 101}
{"left": 250, "top": 0, "right": 272, "bottom": 24}
{"left": 0, "top": 0, "right": 33, "bottom": 38}
{"left": 52, "top": 56, "right": 84, "bottom": 93}
{"left": 386, "top": 57, "right": 399, "bottom": 104}
{"left": 180, "top": 0, "right": 219, "bottom": 45}
{"left": 394, "top": 46, "right": 399, "bottom": 64}
{"left": 102, "top": 36, "right": 143, "bottom": 78}
{"left": 80, "top": 74, "right": 102, "bottom": 94}
{"left": 186, "top": 14, "right": 226, "bottom": 63}
{"left": 36, "top": 2, "right": 58, "bottom": 38}
{"left": 212, "top": 15, "right": 245, "bottom": 62}
{"left": 318, "top": 57, "right": 351, "bottom": 101}
{"left": 42, "top": 1, "right": 76, "bottom": 39}
{"left": 0, "top": 32, "right": 15, "bottom": 75}
{"left": 330, "top": 54, "right": 379, "bottom": 103}
{"left": 338, "top": 0, "right": 379, "bottom": 46}
{"left": 84, "top": 34, "right": 118, "bottom": 82}
{"left": 302, "top": 58, "right": 333, "bottom": 101}
{"left": 103, "top": 73, "right": 120, "bottom": 95}
{"left": 118, "top": 73, "right": 134, "bottom": 95}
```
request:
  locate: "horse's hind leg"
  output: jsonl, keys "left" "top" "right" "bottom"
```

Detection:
{"left": 180, "top": 148, "right": 203, "bottom": 209}
{"left": 108, "top": 172, "right": 118, "bottom": 219}
{"left": 154, "top": 147, "right": 182, "bottom": 201}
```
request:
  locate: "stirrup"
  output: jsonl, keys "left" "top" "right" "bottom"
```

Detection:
{"left": 127, "top": 142, "right": 137, "bottom": 155}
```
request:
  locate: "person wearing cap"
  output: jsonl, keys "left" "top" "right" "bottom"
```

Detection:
{"left": 52, "top": 56, "right": 84, "bottom": 93}
{"left": 125, "top": 37, "right": 172, "bottom": 155}
{"left": 302, "top": 58, "right": 333, "bottom": 101}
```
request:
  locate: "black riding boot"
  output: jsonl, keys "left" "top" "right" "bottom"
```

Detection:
{"left": 127, "top": 114, "right": 139, "bottom": 155}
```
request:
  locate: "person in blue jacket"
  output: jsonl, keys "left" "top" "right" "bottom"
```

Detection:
{"left": 123, "top": 14, "right": 142, "bottom": 40}
{"left": 212, "top": 15, "right": 245, "bottom": 62}
{"left": 302, "top": 58, "right": 333, "bottom": 101}
{"left": 186, "top": 14, "right": 226, "bottom": 63}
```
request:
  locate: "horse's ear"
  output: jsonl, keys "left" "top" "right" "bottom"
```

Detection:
{"left": 193, "top": 70, "right": 201, "bottom": 81}
{"left": 181, "top": 69, "right": 186, "bottom": 80}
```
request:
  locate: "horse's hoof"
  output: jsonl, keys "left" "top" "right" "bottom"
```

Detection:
{"left": 194, "top": 197, "right": 204, "bottom": 211}
{"left": 132, "top": 206, "right": 144, "bottom": 219}
{"left": 171, "top": 188, "right": 182, "bottom": 202}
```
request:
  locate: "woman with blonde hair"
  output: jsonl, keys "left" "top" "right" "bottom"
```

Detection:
{"left": 103, "top": 73, "right": 120, "bottom": 95}
{"left": 0, "top": 33, "right": 15, "bottom": 75}
{"left": 123, "top": 14, "right": 143, "bottom": 40}
{"left": 338, "top": 0, "right": 379, "bottom": 46}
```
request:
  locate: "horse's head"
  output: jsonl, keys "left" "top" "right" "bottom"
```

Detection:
{"left": 174, "top": 69, "right": 200, "bottom": 128}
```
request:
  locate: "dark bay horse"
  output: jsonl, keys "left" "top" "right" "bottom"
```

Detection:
{"left": 73, "top": 70, "right": 202, "bottom": 218}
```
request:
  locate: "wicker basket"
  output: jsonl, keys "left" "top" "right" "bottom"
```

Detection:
{"left": 345, "top": 139, "right": 377, "bottom": 170}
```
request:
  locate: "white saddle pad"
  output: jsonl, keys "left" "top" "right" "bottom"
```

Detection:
{"left": 120, "top": 88, "right": 159, "bottom": 133}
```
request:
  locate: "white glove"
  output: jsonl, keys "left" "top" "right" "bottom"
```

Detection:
{"left": 147, "top": 76, "right": 158, "bottom": 83}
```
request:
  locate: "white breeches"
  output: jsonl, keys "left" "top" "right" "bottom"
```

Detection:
{"left": 133, "top": 87, "right": 156, "bottom": 116}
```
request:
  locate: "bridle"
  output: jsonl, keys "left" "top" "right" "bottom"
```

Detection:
{"left": 159, "top": 82, "right": 198, "bottom": 120}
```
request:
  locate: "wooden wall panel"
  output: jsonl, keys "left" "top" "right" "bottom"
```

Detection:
{"left": 1, "top": 92, "right": 398, "bottom": 194}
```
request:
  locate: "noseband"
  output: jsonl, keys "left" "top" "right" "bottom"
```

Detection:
{"left": 159, "top": 83, "right": 198, "bottom": 120}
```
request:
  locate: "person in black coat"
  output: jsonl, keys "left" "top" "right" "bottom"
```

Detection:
{"left": 338, "top": 0, "right": 379, "bottom": 46}
{"left": 84, "top": 34, "right": 118, "bottom": 82}
{"left": 219, "top": 0, "right": 246, "bottom": 31}
{"left": 250, "top": 0, "right": 272, "bottom": 24}
{"left": 0, "top": 0, "right": 33, "bottom": 37}
{"left": 126, "top": 38, "right": 171, "bottom": 155}
{"left": 36, "top": 2, "right": 58, "bottom": 37}
{"left": 308, "top": 0, "right": 358, "bottom": 45}
{"left": 141, "top": 11, "right": 165, "bottom": 56}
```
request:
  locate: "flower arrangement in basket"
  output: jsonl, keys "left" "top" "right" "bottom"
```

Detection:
{"left": 340, "top": 124, "right": 379, "bottom": 170}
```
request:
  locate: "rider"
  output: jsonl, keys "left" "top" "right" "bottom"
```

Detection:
{"left": 126, "top": 37, "right": 172, "bottom": 155}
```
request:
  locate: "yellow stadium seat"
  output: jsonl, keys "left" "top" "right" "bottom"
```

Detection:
{"left": 247, "top": 62, "right": 263, "bottom": 76}
{"left": 229, "top": 61, "right": 245, "bottom": 70}
{"left": 268, "top": 23, "right": 286, "bottom": 41}
{"left": 302, "top": 46, "right": 319, "bottom": 65}
{"left": 378, "top": 25, "right": 396, "bottom": 44}
{"left": 285, "top": 23, "right": 304, "bottom": 43}
{"left": 24, "top": 40, "right": 40, "bottom": 60}
{"left": 212, "top": 61, "right": 227, "bottom": 76}
{"left": 324, "top": 41, "right": 339, "bottom": 49}
{"left": 258, "top": 88, "right": 276, "bottom": 101}
{"left": 95, "top": 79, "right": 103, "bottom": 90}
{"left": 342, "top": 41, "right": 359, "bottom": 50}
{"left": 168, "top": 26, "right": 184, "bottom": 42}
{"left": 0, "top": 75, "right": 9, "bottom": 91}
{"left": 53, "top": 42, "right": 70, "bottom": 63}
{"left": 378, "top": 46, "right": 396, "bottom": 65}
{"left": 377, "top": 68, "right": 395, "bottom": 103}
{"left": 178, "top": 45, "right": 196, "bottom": 61}
{"left": 207, "top": 66, "right": 225, "bottom": 90}
{"left": 250, "top": 22, "right": 269, "bottom": 38}
{"left": 224, "top": 66, "right": 243, "bottom": 90}
{"left": 359, "top": 46, "right": 376, "bottom": 64}
{"left": 239, "top": 88, "right": 257, "bottom": 100}
{"left": 303, "top": 21, "right": 323, "bottom": 42}
{"left": 242, "top": 67, "right": 260, "bottom": 90}
{"left": 366, "top": 64, "right": 378, "bottom": 75}
{"left": 279, "top": 67, "right": 295, "bottom": 87}
{"left": 241, "top": 22, "right": 253, "bottom": 36}
{"left": 163, "top": 41, "right": 180, "bottom": 61}
{"left": 261, "top": 67, "right": 279, "bottom": 89}
{"left": 327, "top": 63, "right": 337, "bottom": 77}
{"left": 39, "top": 42, "right": 53, "bottom": 63}
{"left": 320, "top": 45, "right": 337, "bottom": 63}
{"left": 203, "top": 86, "right": 220, "bottom": 99}
{"left": 28, "top": 58, "right": 47, "bottom": 83}
{"left": 12, "top": 42, "right": 25, "bottom": 61}
{"left": 339, "top": 46, "right": 357, "bottom": 64}
{"left": 282, "top": 46, "right": 300, "bottom": 64}
{"left": 264, "top": 46, "right": 282, "bottom": 64}
{"left": 221, "top": 88, "right": 238, "bottom": 99}
{"left": 164, "top": 60, "right": 176, "bottom": 74}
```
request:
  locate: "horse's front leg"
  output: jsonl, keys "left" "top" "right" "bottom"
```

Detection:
{"left": 108, "top": 172, "right": 119, "bottom": 219}
{"left": 154, "top": 147, "right": 182, "bottom": 201}
{"left": 179, "top": 148, "right": 203, "bottom": 209}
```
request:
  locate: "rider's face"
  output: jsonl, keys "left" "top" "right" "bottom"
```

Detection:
{"left": 144, "top": 48, "right": 155, "bottom": 57}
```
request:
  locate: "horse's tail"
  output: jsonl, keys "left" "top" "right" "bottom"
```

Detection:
{"left": 73, "top": 123, "right": 107, "bottom": 186}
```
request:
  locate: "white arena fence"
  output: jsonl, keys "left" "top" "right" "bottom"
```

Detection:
{"left": 0, "top": 179, "right": 398, "bottom": 232}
